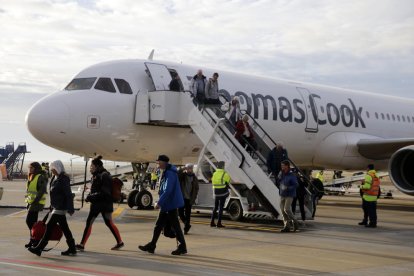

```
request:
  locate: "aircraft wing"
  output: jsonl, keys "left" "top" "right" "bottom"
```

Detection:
{"left": 357, "top": 138, "right": 414, "bottom": 160}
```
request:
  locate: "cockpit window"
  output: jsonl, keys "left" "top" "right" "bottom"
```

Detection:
{"left": 65, "top": 77, "right": 97, "bottom": 90}
{"left": 94, "top": 78, "right": 116, "bottom": 93}
{"left": 114, "top": 78, "right": 133, "bottom": 94}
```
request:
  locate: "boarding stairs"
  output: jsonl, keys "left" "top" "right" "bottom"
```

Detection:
{"left": 134, "top": 88, "right": 317, "bottom": 220}
{"left": 1, "top": 142, "right": 28, "bottom": 179}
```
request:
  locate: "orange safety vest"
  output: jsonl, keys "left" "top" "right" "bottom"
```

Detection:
{"left": 363, "top": 172, "right": 380, "bottom": 196}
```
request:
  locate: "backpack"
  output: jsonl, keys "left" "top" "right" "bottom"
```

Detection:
{"left": 112, "top": 177, "right": 123, "bottom": 203}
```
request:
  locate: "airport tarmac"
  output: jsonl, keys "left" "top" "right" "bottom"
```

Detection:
{"left": 1, "top": 180, "right": 414, "bottom": 275}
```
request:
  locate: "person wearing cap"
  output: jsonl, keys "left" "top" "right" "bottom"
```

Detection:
{"left": 210, "top": 161, "right": 231, "bottom": 228}
{"left": 76, "top": 155, "right": 124, "bottom": 252}
{"left": 178, "top": 163, "right": 199, "bottom": 234}
{"left": 28, "top": 160, "right": 77, "bottom": 256}
{"left": 359, "top": 164, "right": 380, "bottom": 228}
{"left": 139, "top": 155, "right": 187, "bottom": 255}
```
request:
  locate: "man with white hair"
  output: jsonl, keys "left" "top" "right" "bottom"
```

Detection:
{"left": 190, "top": 69, "right": 207, "bottom": 106}
{"left": 178, "top": 163, "right": 199, "bottom": 234}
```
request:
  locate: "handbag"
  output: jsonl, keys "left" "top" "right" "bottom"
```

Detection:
{"left": 162, "top": 218, "right": 176, "bottom": 239}
{"left": 31, "top": 211, "right": 63, "bottom": 242}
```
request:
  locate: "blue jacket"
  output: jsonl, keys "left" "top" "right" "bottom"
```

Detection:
{"left": 158, "top": 164, "right": 184, "bottom": 212}
{"left": 278, "top": 171, "right": 298, "bottom": 198}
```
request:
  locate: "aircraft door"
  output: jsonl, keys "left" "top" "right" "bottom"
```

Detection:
{"left": 297, "top": 87, "right": 319, "bottom": 133}
{"left": 144, "top": 62, "right": 173, "bottom": 91}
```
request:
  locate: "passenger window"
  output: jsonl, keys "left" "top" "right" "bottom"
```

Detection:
{"left": 366, "top": 111, "right": 370, "bottom": 118}
{"left": 94, "top": 78, "right": 116, "bottom": 93}
{"left": 375, "top": 112, "right": 378, "bottom": 119}
{"left": 402, "top": 116, "right": 405, "bottom": 122}
{"left": 381, "top": 113, "right": 385, "bottom": 120}
{"left": 387, "top": 114, "right": 390, "bottom": 120}
{"left": 408, "top": 116, "right": 411, "bottom": 123}
{"left": 115, "top": 79, "right": 133, "bottom": 94}
{"left": 397, "top": 115, "right": 400, "bottom": 121}
{"left": 392, "top": 114, "right": 395, "bottom": 121}
{"left": 65, "top": 77, "right": 97, "bottom": 90}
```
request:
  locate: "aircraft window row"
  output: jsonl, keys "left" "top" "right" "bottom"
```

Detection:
{"left": 65, "top": 77, "right": 97, "bottom": 90}
{"left": 370, "top": 111, "right": 413, "bottom": 123}
{"left": 65, "top": 77, "right": 132, "bottom": 94}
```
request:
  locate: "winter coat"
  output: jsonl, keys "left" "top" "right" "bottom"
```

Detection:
{"left": 157, "top": 164, "right": 184, "bottom": 212}
{"left": 205, "top": 78, "right": 219, "bottom": 100}
{"left": 266, "top": 147, "right": 288, "bottom": 173}
{"left": 87, "top": 168, "right": 114, "bottom": 213}
{"left": 50, "top": 173, "right": 74, "bottom": 214}
{"left": 190, "top": 75, "right": 207, "bottom": 96}
{"left": 278, "top": 171, "right": 298, "bottom": 198}
{"left": 178, "top": 170, "right": 199, "bottom": 205}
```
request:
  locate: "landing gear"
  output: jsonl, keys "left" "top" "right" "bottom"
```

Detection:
{"left": 127, "top": 162, "right": 153, "bottom": 209}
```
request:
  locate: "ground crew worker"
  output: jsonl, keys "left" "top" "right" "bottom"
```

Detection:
{"left": 150, "top": 169, "right": 158, "bottom": 190}
{"left": 24, "top": 162, "right": 47, "bottom": 248}
{"left": 315, "top": 170, "right": 324, "bottom": 183}
{"left": 359, "top": 164, "right": 380, "bottom": 228}
{"left": 210, "top": 161, "right": 230, "bottom": 228}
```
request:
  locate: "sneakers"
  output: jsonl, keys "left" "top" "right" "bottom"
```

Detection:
{"left": 138, "top": 242, "right": 156, "bottom": 254}
{"left": 280, "top": 227, "right": 290, "bottom": 233}
{"left": 28, "top": 247, "right": 42, "bottom": 257}
{"left": 111, "top": 242, "right": 124, "bottom": 250}
{"left": 216, "top": 223, "right": 225, "bottom": 228}
{"left": 184, "top": 225, "right": 191, "bottom": 235}
{"left": 365, "top": 224, "right": 377, "bottom": 228}
{"left": 61, "top": 248, "right": 77, "bottom": 256}
{"left": 75, "top": 244, "right": 85, "bottom": 251}
{"left": 358, "top": 221, "right": 367, "bottom": 226}
{"left": 210, "top": 222, "right": 216, "bottom": 227}
{"left": 171, "top": 244, "right": 187, "bottom": 255}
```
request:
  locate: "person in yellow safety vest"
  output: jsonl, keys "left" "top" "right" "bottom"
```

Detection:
{"left": 315, "top": 170, "right": 324, "bottom": 183}
{"left": 25, "top": 162, "right": 48, "bottom": 248}
{"left": 210, "top": 161, "right": 231, "bottom": 228}
{"left": 150, "top": 170, "right": 158, "bottom": 190}
{"left": 359, "top": 164, "right": 380, "bottom": 228}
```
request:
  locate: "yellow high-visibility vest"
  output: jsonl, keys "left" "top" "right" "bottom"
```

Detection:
{"left": 25, "top": 174, "right": 46, "bottom": 205}
{"left": 212, "top": 169, "right": 231, "bottom": 189}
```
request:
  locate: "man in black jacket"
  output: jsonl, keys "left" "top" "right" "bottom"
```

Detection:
{"left": 178, "top": 164, "right": 199, "bottom": 234}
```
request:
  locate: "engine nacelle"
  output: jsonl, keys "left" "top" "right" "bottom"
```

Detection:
{"left": 389, "top": 146, "right": 414, "bottom": 196}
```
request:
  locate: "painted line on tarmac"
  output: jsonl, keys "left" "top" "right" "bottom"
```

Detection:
{"left": 123, "top": 214, "right": 280, "bottom": 233}
{"left": 6, "top": 209, "right": 27, "bottom": 217}
{"left": 112, "top": 207, "right": 125, "bottom": 219}
{"left": 0, "top": 258, "right": 125, "bottom": 276}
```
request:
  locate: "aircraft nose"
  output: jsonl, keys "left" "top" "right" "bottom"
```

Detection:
{"left": 25, "top": 94, "right": 70, "bottom": 146}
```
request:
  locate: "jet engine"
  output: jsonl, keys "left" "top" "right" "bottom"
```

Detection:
{"left": 389, "top": 146, "right": 414, "bottom": 196}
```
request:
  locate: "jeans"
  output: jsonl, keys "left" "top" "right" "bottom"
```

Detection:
{"left": 280, "top": 196, "right": 298, "bottom": 227}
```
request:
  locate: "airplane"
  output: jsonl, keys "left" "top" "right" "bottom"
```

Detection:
{"left": 25, "top": 57, "right": 414, "bottom": 199}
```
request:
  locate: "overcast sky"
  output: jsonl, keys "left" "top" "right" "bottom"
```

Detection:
{"left": 0, "top": 0, "right": 413, "bottom": 162}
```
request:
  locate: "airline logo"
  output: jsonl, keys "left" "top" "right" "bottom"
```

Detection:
{"left": 220, "top": 90, "right": 366, "bottom": 129}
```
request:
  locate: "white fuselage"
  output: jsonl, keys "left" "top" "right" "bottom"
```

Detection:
{"left": 26, "top": 59, "right": 414, "bottom": 170}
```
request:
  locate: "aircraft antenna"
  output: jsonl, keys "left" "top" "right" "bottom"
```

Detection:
{"left": 147, "top": 49, "right": 155, "bottom": 60}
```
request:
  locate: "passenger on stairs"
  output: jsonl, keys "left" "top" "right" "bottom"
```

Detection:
{"left": 169, "top": 75, "right": 181, "bottom": 92}
{"left": 190, "top": 69, "right": 207, "bottom": 107}
{"left": 225, "top": 96, "right": 242, "bottom": 127}
{"left": 205, "top": 72, "right": 220, "bottom": 105}
{"left": 266, "top": 143, "right": 288, "bottom": 183}
{"left": 291, "top": 173, "right": 307, "bottom": 226}
{"left": 278, "top": 160, "right": 299, "bottom": 233}
{"left": 235, "top": 114, "right": 257, "bottom": 154}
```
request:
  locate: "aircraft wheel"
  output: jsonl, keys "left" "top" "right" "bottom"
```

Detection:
{"left": 135, "top": 190, "right": 153, "bottom": 209}
{"left": 127, "top": 190, "right": 139, "bottom": 208}
{"left": 228, "top": 200, "right": 243, "bottom": 221}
